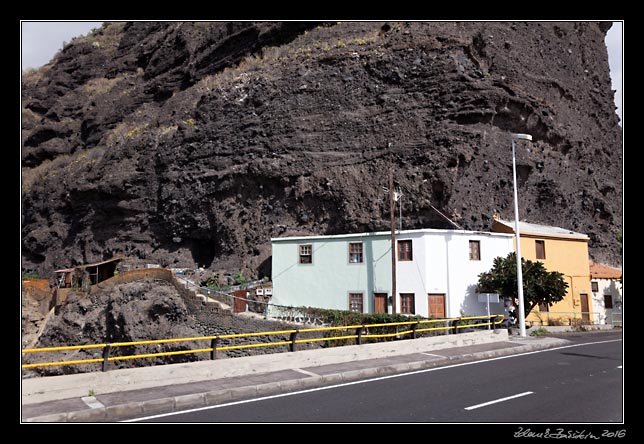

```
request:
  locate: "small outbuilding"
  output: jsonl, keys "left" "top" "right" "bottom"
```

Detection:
{"left": 54, "top": 256, "right": 123, "bottom": 289}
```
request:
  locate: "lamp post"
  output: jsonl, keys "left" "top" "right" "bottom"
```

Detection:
{"left": 511, "top": 133, "right": 532, "bottom": 337}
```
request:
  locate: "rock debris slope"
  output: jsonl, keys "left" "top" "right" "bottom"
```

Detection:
{"left": 22, "top": 21, "right": 622, "bottom": 278}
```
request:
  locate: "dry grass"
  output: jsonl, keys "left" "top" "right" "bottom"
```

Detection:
{"left": 22, "top": 147, "right": 107, "bottom": 193}
{"left": 83, "top": 76, "right": 121, "bottom": 96}
{"left": 21, "top": 108, "right": 40, "bottom": 128}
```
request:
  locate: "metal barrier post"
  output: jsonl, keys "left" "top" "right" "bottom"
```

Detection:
{"left": 491, "top": 315, "right": 496, "bottom": 331}
{"left": 102, "top": 343, "right": 111, "bottom": 372}
{"left": 356, "top": 326, "right": 363, "bottom": 345}
{"left": 412, "top": 322, "right": 418, "bottom": 339}
{"left": 289, "top": 330, "right": 298, "bottom": 352}
{"left": 452, "top": 319, "right": 460, "bottom": 334}
{"left": 210, "top": 337, "right": 218, "bottom": 360}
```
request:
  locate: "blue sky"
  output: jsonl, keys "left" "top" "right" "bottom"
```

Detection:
{"left": 21, "top": 21, "right": 623, "bottom": 123}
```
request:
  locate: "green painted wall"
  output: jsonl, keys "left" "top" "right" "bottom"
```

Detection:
{"left": 271, "top": 233, "right": 392, "bottom": 313}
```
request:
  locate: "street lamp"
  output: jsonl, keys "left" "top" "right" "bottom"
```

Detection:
{"left": 511, "top": 133, "right": 532, "bottom": 337}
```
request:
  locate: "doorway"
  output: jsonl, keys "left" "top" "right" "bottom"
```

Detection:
{"left": 580, "top": 293, "right": 590, "bottom": 322}
{"left": 427, "top": 293, "right": 446, "bottom": 318}
{"left": 374, "top": 293, "right": 387, "bottom": 314}
{"left": 233, "top": 290, "right": 247, "bottom": 313}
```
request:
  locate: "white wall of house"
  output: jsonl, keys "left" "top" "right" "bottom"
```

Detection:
{"left": 271, "top": 229, "right": 514, "bottom": 319}
{"left": 395, "top": 230, "right": 513, "bottom": 318}
{"left": 591, "top": 278, "right": 623, "bottom": 325}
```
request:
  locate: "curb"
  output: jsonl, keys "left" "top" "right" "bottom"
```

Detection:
{"left": 23, "top": 338, "right": 570, "bottom": 423}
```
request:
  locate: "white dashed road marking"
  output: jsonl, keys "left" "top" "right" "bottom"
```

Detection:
{"left": 464, "top": 391, "right": 534, "bottom": 411}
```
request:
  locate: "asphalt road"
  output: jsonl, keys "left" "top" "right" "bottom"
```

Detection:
{"left": 137, "top": 332, "right": 623, "bottom": 423}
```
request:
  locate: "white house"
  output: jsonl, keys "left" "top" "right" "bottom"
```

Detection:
{"left": 270, "top": 228, "right": 514, "bottom": 319}
{"left": 589, "top": 261, "right": 623, "bottom": 325}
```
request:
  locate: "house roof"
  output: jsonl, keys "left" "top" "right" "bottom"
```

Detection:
{"left": 492, "top": 218, "right": 589, "bottom": 240}
{"left": 272, "top": 227, "right": 514, "bottom": 243}
{"left": 54, "top": 256, "right": 124, "bottom": 273}
{"left": 589, "top": 261, "right": 622, "bottom": 280}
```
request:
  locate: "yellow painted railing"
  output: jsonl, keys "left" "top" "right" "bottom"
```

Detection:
{"left": 22, "top": 314, "right": 504, "bottom": 372}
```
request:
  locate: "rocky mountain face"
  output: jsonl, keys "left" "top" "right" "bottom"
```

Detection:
{"left": 21, "top": 21, "right": 623, "bottom": 278}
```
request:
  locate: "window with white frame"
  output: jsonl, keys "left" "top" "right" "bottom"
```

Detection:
{"left": 349, "top": 293, "right": 364, "bottom": 313}
{"left": 398, "top": 240, "right": 413, "bottom": 261}
{"left": 349, "top": 242, "right": 364, "bottom": 263}
{"left": 299, "top": 244, "right": 312, "bottom": 264}
{"left": 400, "top": 293, "right": 415, "bottom": 314}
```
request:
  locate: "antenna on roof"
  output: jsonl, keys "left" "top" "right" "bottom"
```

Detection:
{"left": 429, "top": 204, "right": 463, "bottom": 230}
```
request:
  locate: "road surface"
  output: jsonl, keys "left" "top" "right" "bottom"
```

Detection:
{"left": 134, "top": 332, "right": 623, "bottom": 423}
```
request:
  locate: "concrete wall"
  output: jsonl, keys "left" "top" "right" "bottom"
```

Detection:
{"left": 396, "top": 231, "right": 513, "bottom": 318}
{"left": 591, "top": 278, "right": 623, "bottom": 325}
{"left": 271, "top": 229, "right": 514, "bottom": 319}
{"left": 517, "top": 235, "right": 592, "bottom": 324}
{"left": 271, "top": 232, "right": 392, "bottom": 315}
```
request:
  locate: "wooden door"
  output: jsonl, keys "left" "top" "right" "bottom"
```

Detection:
{"left": 427, "top": 293, "right": 446, "bottom": 319}
{"left": 374, "top": 293, "right": 387, "bottom": 314}
{"left": 580, "top": 293, "right": 590, "bottom": 322}
{"left": 233, "top": 290, "right": 247, "bottom": 313}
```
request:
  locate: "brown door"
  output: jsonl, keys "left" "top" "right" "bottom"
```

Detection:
{"left": 580, "top": 293, "right": 590, "bottom": 322}
{"left": 374, "top": 293, "right": 387, "bottom": 314}
{"left": 233, "top": 290, "right": 247, "bottom": 313}
{"left": 427, "top": 294, "right": 446, "bottom": 319}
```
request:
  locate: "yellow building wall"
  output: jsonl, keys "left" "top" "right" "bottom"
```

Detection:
{"left": 514, "top": 234, "right": 592, "bottom": 325}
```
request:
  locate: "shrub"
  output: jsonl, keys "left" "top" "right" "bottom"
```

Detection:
{"left": 530, "top": 327, "right": 549, "bottom": 337}
{"left": 233, "top": 272, "right": 250, "bottom": 286}
{"left": 22, "top": 272, "right": 40, "bottom": 279}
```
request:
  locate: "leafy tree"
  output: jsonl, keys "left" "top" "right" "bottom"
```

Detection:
{"left": 477, "top": 252, "right": 568, "bottom": 318}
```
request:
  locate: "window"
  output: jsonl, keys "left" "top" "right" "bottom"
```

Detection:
{"left": 398, "top": 240, "right": 413, "bottom": 261}
{"left": 349, "top": 242, "right": 364, "bottom": 263}
{"left": 469, "top": 240, "right": 481, "bottom": 260}
{"left": 400, "top": 293, "right": 415, "bottom": 314}
{"left": 538, "top": 303, "right": 549, "bottom": 312}
{"left": 604, "top": 295, "right": 613, "bottom": 309}
{"left": 299, "top": 244, "right": 312, "bottom": 264}
{"left": 591, "top": 282, "right": 599, "bottom": 292}
{"left": 349, "top": 293, "right": 364, "bottom": 313}
{"left": 535, "top": 240, "right": 546, "bottom": 259}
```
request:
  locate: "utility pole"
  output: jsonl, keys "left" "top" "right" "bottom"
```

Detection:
{"left": 389, "top": 169, "right": 397, "bottom": 315}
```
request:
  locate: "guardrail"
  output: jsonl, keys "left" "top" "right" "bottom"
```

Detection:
{"left": 526, "top": 311, "right": 612, "bottom": 327}
{"left": 610, "top": 311, "right": 623, "bottom": 326}
{"left": 22, "top": 314, "right": 504, "bottom": 372}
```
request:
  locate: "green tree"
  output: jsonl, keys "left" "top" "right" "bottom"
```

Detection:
{"left": 477, "top": 252, "right": 568, "bottom": 318}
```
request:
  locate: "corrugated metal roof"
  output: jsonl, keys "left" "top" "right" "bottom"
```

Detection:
{"left": 54, "top": 256, "right": 123, "bottom": 273}
{"left": 589, "top": 261, "right": 622, "bottom": 280}
{"left": 493, "top": 218, "right": 589, "bottom": 239}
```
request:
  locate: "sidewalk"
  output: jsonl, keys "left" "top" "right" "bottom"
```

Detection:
{"left": 21, "top": 329, "right": 570, "bottom": 423}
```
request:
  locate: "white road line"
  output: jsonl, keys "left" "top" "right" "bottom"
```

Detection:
{"left": 125, "top": 338, "right": 621, "bottom": 422}
{"left": 81, "top": 396, "right": 105, "bottom": 409}
{"left": 293, "top": 368, "right": 319, "bottom": 377}
{"left": 421, "top": 352, "right": 445, "bottom": 358}
{"left": 464, "top": 391, "right": 534, "bottom": 411}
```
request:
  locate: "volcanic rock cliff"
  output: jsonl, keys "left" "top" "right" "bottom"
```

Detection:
{"left": 21, "top": 21, "right": 623, "bottom": 277}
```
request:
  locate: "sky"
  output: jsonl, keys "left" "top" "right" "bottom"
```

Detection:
{"left": 21, "top": 21, "right": 623, "bottom": 123}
